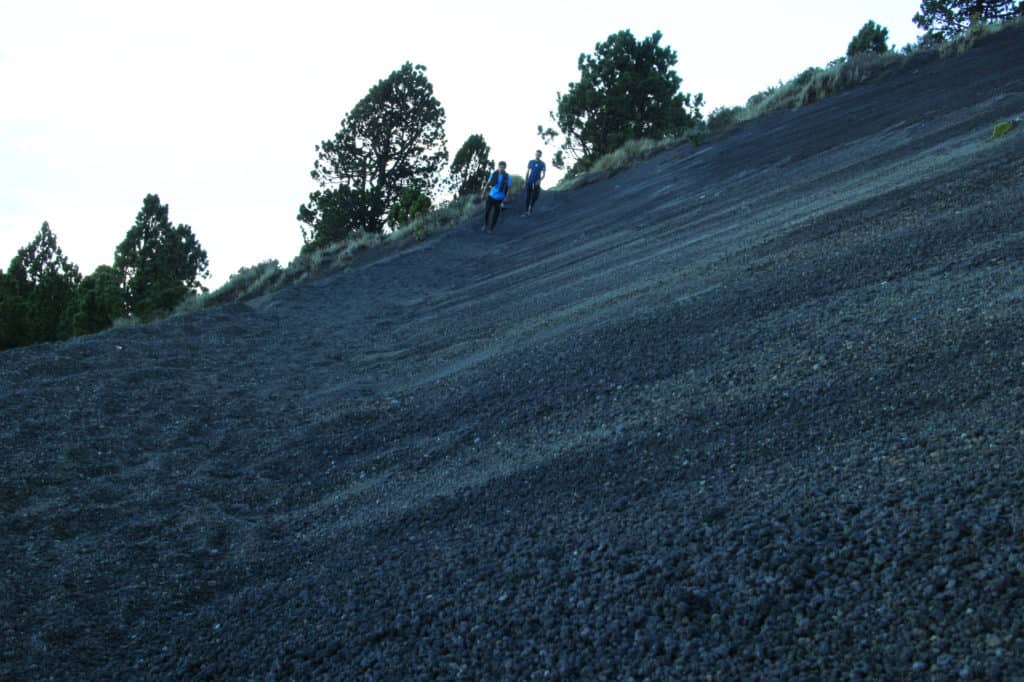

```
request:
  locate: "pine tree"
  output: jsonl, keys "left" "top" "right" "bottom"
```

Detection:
{"left": 847, "top": 21, "right": 891, "bottom": 58}
{"left": 5, "top": 222, "right": 82, "bottom": 344}
{"left": 914, "top": 0, "right": 1023, "bottom": 39}
{"left": 71, "top": 265, "right": 124, "bottom": 335}
{"left": 540, "top": 30, "right": 703, "bottom": 172}
{"left": 299, "top": 63, "right": 448, "bottom": 244}
{"left": 114, "top": 194, "right": 209, "bottom": 320}
{"left": 449, "top": 134, "right": 493, "bottom": 198}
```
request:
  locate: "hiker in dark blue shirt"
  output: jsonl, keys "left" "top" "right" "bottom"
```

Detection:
{"left": 523, "top": 150, "right": 546, "bottom": 216}
{"left": 481, "top": 161, "right": 511, "bottom": 232}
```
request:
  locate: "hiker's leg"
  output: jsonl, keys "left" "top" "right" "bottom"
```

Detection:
{"left": 483, "top": 199, "right": 494, "bottom": 227}
{"left": 487, "top": 197, "right": 501, "bottom": 229}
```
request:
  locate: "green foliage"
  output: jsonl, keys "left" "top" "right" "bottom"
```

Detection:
{"left": 300, "top": 62, "right": 448, "bottom": 244}
{"left": 390, "top": 193, "right": 480, "bottom": 244}
{"left": 707, "top": 106, "right": 744, "bottom": 134}
{"left": 992, "top": 120, "right": 1017, "bottom": 138}
{"left": 299, "top": 185, "right": 374, "bottom": 251}
{"left": 5, "top": 222, "right": 82, "bottom": 344}
{"left": 848, "top": 20, "right": 890, "bottom": 58}
{"left": 114, "top": 194, "right": 209, "bottom": 321}
{"left": 0, "top": 269, "right": 30, "bottom": 349}
{"left": 541, "top": 30, "right": 703, "bottom": 173}
{"left": 913, "top": 0, "right": 1023, "bottom": 40}
{"left": 449, "top": 134, "right": 493, "bottom": 198}
{"left": 387, "top": 189, "right": 432, "bottom": 228}
{"left": 71, "top": 265, "right": 124, "bottom": 336}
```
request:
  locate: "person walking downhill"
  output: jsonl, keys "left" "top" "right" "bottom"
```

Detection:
{"left": 523, "top": 150, "right": 546, "bottom": 216}
{"left": 481, "top": 161, "right": 511, "bottom": 232}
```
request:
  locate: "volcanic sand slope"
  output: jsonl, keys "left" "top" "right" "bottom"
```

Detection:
{"left": 2, "top": 27, "right": 1024, "bottom": 679}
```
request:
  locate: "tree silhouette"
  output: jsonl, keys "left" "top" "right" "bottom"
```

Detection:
{"left": 71, "top": 265, "right": 124, "bottom": 335}
{"left": 449, "top": 134, "right": 493, "bottom": 198}
{"left": 4, "top": 222, "right": 82, "bottom": 344}
{"left": 847, "top": 20, "right": 890, "bottom": 58}
{"left": 300, "top": 62, "right": 448, "bottom": 243}
{"left": 114, "top": 194, "right": 209, "bottom": 320}
{"left": 540, "top": 30, "right": 703, "bottom": 172}
{"left": 913, "top": 0, "right": 1023, "bottom": 39}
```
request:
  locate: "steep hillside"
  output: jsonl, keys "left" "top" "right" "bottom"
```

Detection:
{"left": 2, "top": 27, "right": 1023, "bottom": 679}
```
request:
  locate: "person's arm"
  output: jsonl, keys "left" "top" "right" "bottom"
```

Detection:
{"left": 540, "top": 163, "right": 546, "bottom": 183}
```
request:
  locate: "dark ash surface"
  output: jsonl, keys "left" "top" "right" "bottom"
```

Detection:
{"left": 3, "top": 28, "right": 1024, "bottom": 680}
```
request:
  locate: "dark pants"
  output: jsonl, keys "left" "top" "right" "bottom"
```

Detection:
{"left": 525, "top": 183, "right": 541, "bottom": 212}
{"left": 483, "top": 196, "right": 503, "bottom": 230}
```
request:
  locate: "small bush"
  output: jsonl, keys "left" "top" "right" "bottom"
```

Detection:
{"left": 509, "top": 174, "right": 525, "bottom": 195}
{"left": 847, "top": 20, "right": 890, "bottom": 58}
{"left": 201, "top": 260, "right": 283, "bottom": 306}
{"left": 739, "top": 50, "right": 902, "bottom": 120}
{"left": 172, "top": 292, "right": 210, "bottom": 315}
{"left": 707, "top": 106, "right": 743, "bottom": 134}
{"left": 554, "top": 136, "right": 691, "bottom": 190}
{"left": 992, "top": 120, "right": 1017, "bottom": 138}
{"left": 111, "top": 315, "right": 141, "bottom": 330}
{"left": 386, "top": 190, "right": 432, "bottom": 229}
{"left": 386, "top": 193, "right": 481, "bottom": 245}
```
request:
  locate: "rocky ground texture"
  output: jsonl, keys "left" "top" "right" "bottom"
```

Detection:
{"left": 3, "top": 26, "right": 1024, "bottom": 681}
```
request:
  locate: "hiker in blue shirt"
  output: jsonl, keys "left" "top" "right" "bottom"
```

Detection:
{"left": 523, "top": 150, "right": 546, "bottom": 216}
{"left": 481, "top": 161, "right": 511, "bottom": 232}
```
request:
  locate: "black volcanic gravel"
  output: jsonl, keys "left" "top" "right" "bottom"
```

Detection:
{"left": 2, "top": 27, "right": 1024, "bottom": 680}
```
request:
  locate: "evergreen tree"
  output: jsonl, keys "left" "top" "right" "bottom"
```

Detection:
{"left": 847, "top": 20, "right": 891, "bottom": 58}
{"left": 71, "top": 265, "right": 124, "bottom": 335}
{"left": 0, "top": 268, "right": 30, "bottom": 349}
{"left": 449, "top": 134, "right": 493, "bottom": 198}
{"left": 5, "top": 222, "right": 82, "bottom": 344}
{"left": 540, "top": 30, "right": 703, "bottom": 172}
{"left": 114, "top": 194, "right": 209, "bottom": 320}
{"left": 300, "top": 62, "right": 448, "bottom": 243}
{"left": 914, "top": 0, "right": 1023, "bottom": 39}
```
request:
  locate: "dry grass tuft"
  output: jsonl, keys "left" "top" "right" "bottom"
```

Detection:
{"left": 739, "top": 50, "right": 903, "bottom": 122}
{"left": 186, "top": 195, "right": 485, "bottom": 309}
{"left": 555, "top": 136, "right": 692, "bottom": 190}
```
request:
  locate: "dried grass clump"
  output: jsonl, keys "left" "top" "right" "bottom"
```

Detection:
{"left": 555, "top": 136, "right": 691, "bottom": 190}
{"left": 739, "top": 50, "right": 903, "bottom": 122}
{"left": 186, "top": 195, "right": 486, "bottom": 310}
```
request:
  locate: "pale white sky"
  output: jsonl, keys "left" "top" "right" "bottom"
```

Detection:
{"left": 1, "top": 0, "right": 923, "bottom": 288}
